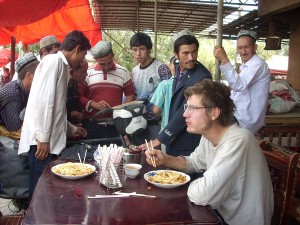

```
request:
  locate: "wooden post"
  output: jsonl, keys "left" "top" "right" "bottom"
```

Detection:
{"left": 154, "top": 0, "right": 158, "bottom": 58}
{"left": 10, "top": 36, "right": 16, "bottom": 81}
{"left": 214, "top": 0, "right": 223, "bottom": 81}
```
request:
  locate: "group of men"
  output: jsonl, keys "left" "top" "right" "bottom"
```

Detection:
{"left": 0, "top": 28, "right": 273, "bottom": 225}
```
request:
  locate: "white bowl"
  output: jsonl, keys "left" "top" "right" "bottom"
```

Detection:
{"left": 125, "top": 163, "right": 142, "bottom": 178}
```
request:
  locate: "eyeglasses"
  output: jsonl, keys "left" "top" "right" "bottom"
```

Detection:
{"left": 184, "top": 104, "right": 211, "bottom": 114}
{"left": 98, "top": 58, "right": 113, "bottom": 67}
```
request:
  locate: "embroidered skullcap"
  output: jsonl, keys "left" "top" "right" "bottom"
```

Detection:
{"left": 90, "top": 41, "right": 112, "bottom": 58}
{"left": 40, "top": 35, "right": 59, "bottom": 49}
{"left": 172, "top": 29, "right": 195, "bottom": 45}
{"left": 237, "top": 29, "right": 258, "bottom": 41}
{"left": 15, "top": 52, "right": 38, "bottom": 73}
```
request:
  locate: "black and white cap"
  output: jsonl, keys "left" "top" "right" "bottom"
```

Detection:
{"left": 237, "top": 29, "right": 258, "bottom": 41}
{"left": 15, "top": 52, "right": 38, "bottom": 73}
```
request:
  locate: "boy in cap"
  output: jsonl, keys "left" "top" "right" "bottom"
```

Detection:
{"left": 130, "top": 32, "right": 172, "bottom": 145}
{"left": 140, "top": 29, "right": 212, "bottom": 157}
{"left": 214, "top": 29, "right": 270, "bottom": 133}
{"left": 39, "top": 35, "right": 61, "bottom": 59}
{"left": 19, "top": 30, "right": 91, "bottom": 198}
{"left": 78, "top": 40, "right": 135, "bottom": 140}
{"left": 0, "top": 52, "right": 39, "bottom": 133}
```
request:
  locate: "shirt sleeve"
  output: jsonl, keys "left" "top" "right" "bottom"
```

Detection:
{"left": 186, "top": 134, "right": 247, "bottom": 208}
{"left": 1, "top": 101, "right": 23, "bottom": 131}
{"left": 150, "top": 82, "right": 165, "bottom": 109}
{"left": 78, "top": 83, "right": 91, "bottom": 112}
{"left": 33, "top": 58, "right": 60, "bottom": 143}
{"left": 220, "top": 58, "right": 269, "bottom": 92}
{"left": 123, "top": 71, "right": 135, "bottom": 97}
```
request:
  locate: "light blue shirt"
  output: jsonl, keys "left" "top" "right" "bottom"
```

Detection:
{"left": 150, "top": 78, "right": 174, "bottom": 132}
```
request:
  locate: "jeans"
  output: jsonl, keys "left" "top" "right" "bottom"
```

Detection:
{"left": 28, "top": 146, "right": 55, "bottom": 198}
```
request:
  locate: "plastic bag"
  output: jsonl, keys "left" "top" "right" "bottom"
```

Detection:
{"left": 0, "top": 136, "right": 29, "bottom": 199}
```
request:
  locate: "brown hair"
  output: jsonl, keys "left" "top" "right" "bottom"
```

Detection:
{"left": 184, "top": 79, "right": 235, "bottom": 126}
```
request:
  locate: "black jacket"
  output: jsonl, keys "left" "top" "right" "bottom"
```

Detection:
{"left": 157, "top": 62, "right": 212, "bottom": 156}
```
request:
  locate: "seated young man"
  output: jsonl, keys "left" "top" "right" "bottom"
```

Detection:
{"left": 145, "top": 79, "right": 274, "bottom": 225}
{"left": 0, "top": 52, "right": 39, "bottom": 137}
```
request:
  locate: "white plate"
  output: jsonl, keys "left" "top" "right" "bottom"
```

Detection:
{"left": 144, "top": 170, "right": 190, "bottom": 188}
{"left": 51, "top": 163, "right": 96, "bottom": 180}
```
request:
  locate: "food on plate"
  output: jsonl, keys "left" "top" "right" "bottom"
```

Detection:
{"left": 147, "top": 171, "right": 187, "bottom": 184}
{"left": 53, "top": 162, "right": 94, "bottom": 176}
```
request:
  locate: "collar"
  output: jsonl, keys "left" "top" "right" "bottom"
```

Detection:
{"left": 57, "top": 51, "right": 69, "bottom": 67}
{"left": 16, "top": 79, "right": 27, "bottom": 95}
{"left": 243, "top": 54, "right": 258, "bottom": 67}
{"left": 94, "top": 62, "right": 117, "bottom": 71}
{"left": 139, "top": 58, "right": 155, "bottom": 70}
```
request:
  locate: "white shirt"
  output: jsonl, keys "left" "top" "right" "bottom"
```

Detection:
{"left": 184, "top": 125, "right": 273, "bottom": 225}
{"left": 18, "top": 51, "right": 77, "bottom": 156}
{"left": 220, "top": 54, "right": 270, "bottom": 133}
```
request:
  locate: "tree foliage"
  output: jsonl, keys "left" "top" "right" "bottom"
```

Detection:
{"left": 102, "top": 30, "right": 289, "bottom": 79}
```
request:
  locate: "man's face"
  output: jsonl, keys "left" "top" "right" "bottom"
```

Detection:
{"left": 175, "top": 44, "right": 198, "bottom": 71}
{"left": 237, "top": 36, "right": 257, "bottom": 63}
{"left": 131, "top": 45, "right": 151, "bottom": 64}
{"left": 69, "top": 48, "right": 87, "bottom": 69}
{"left": 95, "top": 53, "right": 114, "bottom": 71}
{"left": 50, "top": 45, "right": 60, "bottom": 54}
{"left": 183, "top": 95, "right": 212, "bottom": 135}
{"left": 70, "top": 59, "right": 88, "bottom": 84}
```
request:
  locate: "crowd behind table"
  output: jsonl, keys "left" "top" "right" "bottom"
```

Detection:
{"left": 0, "top": 28, "right": 274, "bottom": 225}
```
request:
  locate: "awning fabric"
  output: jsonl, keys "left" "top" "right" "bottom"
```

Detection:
{"left": 0, "top": 0, "right": 102, "bottom": 46}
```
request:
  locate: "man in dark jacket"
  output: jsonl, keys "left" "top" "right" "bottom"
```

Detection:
{"left": 140, "top": 29, "right": 212, "bottom": 156}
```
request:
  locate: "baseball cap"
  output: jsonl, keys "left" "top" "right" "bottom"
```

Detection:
{"left": 40, "top": 35, "right": 60, "bottom": 49}
{"left": 90, "top": 41, "right": 112, "bottom": 58}
{"left": 15, "top": 52, "right": 38, "bottom": 73}
{"left": 237, "top": 29, "right": 258, "bottom": 41}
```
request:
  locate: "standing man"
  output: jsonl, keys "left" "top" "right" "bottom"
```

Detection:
{"left": 78, "top": 41, "right": 135, "bottom": 140}
{"left": 145, "top": 79, "right": 273, "bottom": 225}
{"left": 39, "top": 35, "right": 61, "bottom": 59}
{"left": 130, "top": 32, "right": 172, "bottom": 144}
{"left": 214, "top": 29, "right": 270, "bottom": 133}
{"left": 0, "top": 53, "right": 39, "bottom": 134}
{"left": 67, "top": 58, "right": 89, "bottom": 125}
{"left": 141, "top": 29, "right": 212, "bottom": 156}
{"left": 19, "top": 30, "right": 90, "bottom": 197}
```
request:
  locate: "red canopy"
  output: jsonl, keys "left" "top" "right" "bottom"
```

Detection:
{"left": 0, "top": 49, "right": 18, "bottom": 68}
{"left": 0, "top": 0, "right": 102, "bottom": 46}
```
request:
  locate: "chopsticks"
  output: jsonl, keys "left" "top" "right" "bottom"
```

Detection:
{"left": 77, "top": 148, "right": 87, "bottom": 164}
{"left": 145, "top": 139, "right": 156, "bottom": 168}
{"left": 88, "top": 192, "right": 156, "bottom": 199}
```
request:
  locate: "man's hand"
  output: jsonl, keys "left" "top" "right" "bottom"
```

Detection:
{"left": 90, "top": 100, "right": 110, "bottom": 111}
{"left": 36, "top": 142, "right": 50, "bottom": 160}
{"left": 145, "top": 147, "right": 166, "bottom": 167}
{"left": 213, "top": 46, "right": 230, "bottom": 65}
{"left": 139, "top": 138, "right": 161, "bottom": 151}
{"left": 75, "top": 127, "right": 87, "bottom": 137}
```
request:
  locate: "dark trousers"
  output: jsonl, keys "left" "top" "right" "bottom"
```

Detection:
{"left": 28, "top": 146, "right": 55, "bottom": 198}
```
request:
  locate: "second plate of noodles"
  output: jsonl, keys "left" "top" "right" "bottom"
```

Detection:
{"left": 51, "top": 162, "right": 96, "bottom": 179}
{"left": 144, "top": 170, "right": 190, "bottom": 188}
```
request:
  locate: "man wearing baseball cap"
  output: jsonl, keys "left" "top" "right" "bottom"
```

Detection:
{"left": 78, "top": 40, "right": 135, "bottom": 140}
{"left": 214, "top": 29, "right": 270, "bottom": 133}
{"left": 39, "top": 35, "right": 61, "bottom": 59}
{"left": 0, "top": 52, "right": 39, "bottom": 133}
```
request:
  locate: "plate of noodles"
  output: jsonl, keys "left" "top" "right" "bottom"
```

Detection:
{"left": 51, "top": 162, "right": 96, "bottom": 179}
{"left": 144, "top": 170, "right": 190, "bottom": 188}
